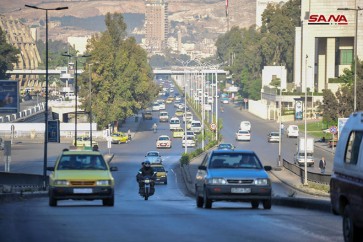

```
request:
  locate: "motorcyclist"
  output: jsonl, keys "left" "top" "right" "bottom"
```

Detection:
{"left": 136, "top": 160, "right": 156, "bottom": 195}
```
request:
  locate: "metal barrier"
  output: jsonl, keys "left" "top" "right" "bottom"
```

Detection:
{"left": 283, "top": 159, "right": 331, "bottom": 185}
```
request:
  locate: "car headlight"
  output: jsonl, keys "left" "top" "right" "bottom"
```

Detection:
{"left": 254, "top": 178, "right": 269, "bottom": 186}
{"left": 54, "top": 180, "right": 70, "bottom": 186}
{"left": 207, "top": 178, "right": 227, "bottom": 185}
{"left": 96, "top": 180, "right": 111, "bottom": 186}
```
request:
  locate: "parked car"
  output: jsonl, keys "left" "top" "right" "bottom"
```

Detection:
{"left": 235, "top": 130, "right": 251, "bottom": 141}
{"left": 156, "top": 135, "right": 172, "bottom": 149}
{"left": 195, "top": 149, "right": 272, "bottom": 209}
{"left": 267, "top": 131, "right": 280, "bottom": 143}
{"left": 47, "top": 147, "right": 118, "bottom": 207}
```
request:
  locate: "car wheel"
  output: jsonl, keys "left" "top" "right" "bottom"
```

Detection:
{"left": 343, "top": 205, "right": 363, "bottom": 242}
{"left": 203, "top": 189, "right": 212, "bottom": 209}
{"left": 103, "top": 194, "right": 115, "bottom": 206}
{"left": 164, "top": 180, "right": 167, "bottom": 185}
{"left": 49, "top": 191, "right": 57, "bottom": 207}
{"left": 196, "top": 189, "right": 203, "bottom": 208}
{"left": 251, "top": 200, "right": 259, "bottom": 209}
{"left": 263, "top": 199, "right": 272, "bottom": 209}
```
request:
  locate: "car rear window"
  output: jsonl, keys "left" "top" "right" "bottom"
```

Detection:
{"left": 209, "top": 153, "right": 262, "bottom": 169}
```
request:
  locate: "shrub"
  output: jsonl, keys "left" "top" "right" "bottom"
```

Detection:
{"left": 180, "top": 153, "right": 190, "bottom": 166}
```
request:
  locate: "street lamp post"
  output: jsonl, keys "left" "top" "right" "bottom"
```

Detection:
{"left": 278, "top": 64, "right": 283, "bottom": 167}
{"left": 88, "top": 63, "right": 94, "bottom": 146}
{"left": 25, "top": 4, "right": 68, "bottom": 190}
{"left": 62, "top": 53, "right": 91, "bottom": 146}
{"left": 304, "top": 55, "right": 309, "bottom": 186}
{"left": 338, "top": 6, "right": 362, "bottom": 112}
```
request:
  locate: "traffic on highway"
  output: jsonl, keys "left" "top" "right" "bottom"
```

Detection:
{"left": 0, "top": 78, "right": 344, "bottom": 242}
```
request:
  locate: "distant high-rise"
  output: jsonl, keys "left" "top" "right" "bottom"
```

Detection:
{"left": 145, "top": 0, "right": 169, "bottom": 53}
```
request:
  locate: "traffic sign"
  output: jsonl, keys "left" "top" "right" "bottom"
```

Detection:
{"left": 329, "top": 126, "right": 338, "bottom": 134}
{"left": 210, "top": 123, "right": 216, "bottom": 131}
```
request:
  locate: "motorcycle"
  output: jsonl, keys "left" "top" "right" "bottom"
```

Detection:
{"left": 138, "top": 172, "right": 156, "bottom": 200}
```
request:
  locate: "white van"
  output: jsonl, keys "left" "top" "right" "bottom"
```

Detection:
{"left": 287, "top": 125, "right": 299, "bottom": 138}
{"left": 330, "top": 112, "right": 363, "bottom": 241}
{"left": 169, "top": 117, "right": 181, "bottom": 130}
{"left": 190, "top": 120, "right": 202, "bottom": 133}
{"left": 239, "top": 121, "right": 251, "bottom": 132}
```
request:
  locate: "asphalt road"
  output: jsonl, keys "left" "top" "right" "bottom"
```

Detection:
{"left": 0, "top": 96, "right": 343, "bottom": 242}
{"left": 220, "top": 102, "right": 335, "bottom": 173}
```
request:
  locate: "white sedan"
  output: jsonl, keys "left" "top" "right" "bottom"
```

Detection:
{"left": 156, "top": 135, "right": 172, "bottom": 149}
{"left": 235, "top": 130, "right": 251, "bottom": 141}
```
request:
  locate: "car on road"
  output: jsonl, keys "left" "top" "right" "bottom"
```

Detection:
{"left": 47, "top": 148, "right": 118, "bottom": 207}
{"left": 235, "top": 130, "right": 251, "bottom": 141}
{"left": 142, "top": 111, "right": 153, "bottom": 120}
{"left": 111, "top": 132, "right": 129, "bottom": 144}
{"left": 152, "top": 102, "right": 160, "bottom": 111}
{"left": 239, "top": 121, "right": 251, "bottom": 132}
{"left": 169, "top": 117, "right": 181, "bottom": 131}
{"left": 183, "top": 111, "right": 193, "bottom": 123}
{"left": 73, "top": 136, "right": 98, "bottom": 148}
{"left": 217, "top": 143, "right": 235, "bottom": 150}
{"left": 145, "top": 151, "right": 162, "bottom": 163}
{"left": 182, "top": 135, "right": 196, "bottom": 147}
{"left": 175, "top": 108, "right": 184, "bottom": 117}
{"left": 195, "top": 149, "right": 272, "bottom": 209}
{"left": 267, "top": 131, "right": 280, "bottom": 143}
{"left": 159, "top": 111, "right": 169, "bottom": 122}
{"left": 156, "top": 135, "right": 172, "bottom": 149}
{"left": 287, "top": 125, "right": 299, "bottom": 138}
{"left": 151, "top": 163, "right": 168, "bottom": 184}
{"left": 173, "top": 128, "right": 184, "bottom": 138}
{"left": 190, "top": 120, "right": 202, "bottom": 133}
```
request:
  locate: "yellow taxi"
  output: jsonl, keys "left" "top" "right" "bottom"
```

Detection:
{"left": 165, "top": 97, "right": 173, "bottom": 103}
{"left": 73, "top": 136, "right": 98, "bottom": 148}
{"left": 173, "top": 128, "right": 184, "bottom": 138}
{"left": 111, "top": 132, "right": 129, "bottom": 144}
{"left": 47, "top": 148, "right": 118, "bottom": 206}
{"left": 151, "top": 163, "right": 168, "bottom": 185}
{"left": 175, "top": 108, "right": 184, "bottom": 117}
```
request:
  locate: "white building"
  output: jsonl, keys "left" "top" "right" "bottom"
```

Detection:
{"left": 262, "top": 66, "right": 287, "bottom": 90}
{"left": 68, "top": 36, "right": 91, "bottom": 55}
{"left": 294, "top": 0, "right": 363, "bottom": 92}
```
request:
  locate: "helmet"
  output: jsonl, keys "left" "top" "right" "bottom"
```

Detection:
{"left": 144, "top": 160, "right": 151, "bottom": 167}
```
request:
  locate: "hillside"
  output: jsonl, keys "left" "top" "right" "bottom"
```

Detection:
{"left": 1, "top": 0, "right": 255, "bottom": 44}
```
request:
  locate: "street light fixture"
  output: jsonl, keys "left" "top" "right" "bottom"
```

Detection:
{"left": 62, "top": 53, "right": 91, "bottom": 146}
{"left": 25, "top": 4, "right": 68, "bottom": 190}
{"left": 337, "top": 6, "right": 362, "bottom": 112}
{"left": 88, "top": 63, "right": 95, "bottom": 146}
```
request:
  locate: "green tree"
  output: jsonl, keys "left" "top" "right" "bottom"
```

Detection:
{"left": 80, "top": 12, "right": 158, "bottom": 129}
{"left": 0, "top": 28, "right": 20, "bottom": 79}
{"left": 36, "top": 40, "right": 77, "bottom": 69}
{"left": 321, "top": 89, "right": 339, "bottom": 124}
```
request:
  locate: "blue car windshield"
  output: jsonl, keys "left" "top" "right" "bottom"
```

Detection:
{"left": 209, "top": 154, "right": 262, "bottom": 169}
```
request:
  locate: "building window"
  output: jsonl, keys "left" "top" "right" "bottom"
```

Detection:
{"left": 340, "top": 49, "right": 353, "bottom": 65}
{"left": 344, "top": 131, "right": 363, "bottom": 165}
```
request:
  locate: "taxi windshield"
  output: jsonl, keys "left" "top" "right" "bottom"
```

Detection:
{"left": 57, "top": 155, "right": 107, "bottom": 170}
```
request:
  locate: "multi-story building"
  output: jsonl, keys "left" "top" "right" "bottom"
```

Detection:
{"left": 0, "top": 15, "right": 41, "bottom": 87}
{"left": 294, "top": 0, "right": 363, "bottom": 93}
{"left": 145, "top": 0, "right": 169, "bottom": 53}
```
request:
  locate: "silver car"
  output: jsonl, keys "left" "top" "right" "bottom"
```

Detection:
{"left": 195, "top": 150, "right": 272, "bottom": 209}
{"left": 267, "top": 131, "right": 280, "bottom": 143}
